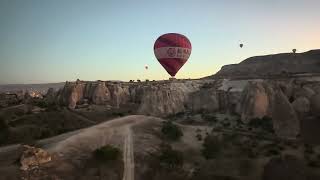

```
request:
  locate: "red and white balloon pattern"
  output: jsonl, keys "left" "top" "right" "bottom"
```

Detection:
{"left": 154, "top": 33, "right": 192, "bottom": 77}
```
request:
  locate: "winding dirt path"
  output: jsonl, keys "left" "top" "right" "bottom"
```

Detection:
{"left": 122, "top": 126, "right": 134, "bottom": 180}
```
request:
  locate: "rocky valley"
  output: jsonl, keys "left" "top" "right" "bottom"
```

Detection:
{"left": 0, "top": 50, "right": 320, "bottom": 180}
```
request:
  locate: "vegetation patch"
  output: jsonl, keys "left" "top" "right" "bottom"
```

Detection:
{"left": 201, "top": 113, "right": 218, "bottom": 123}
{"left": 161, "top": 121, "right": 183, "bottom": 141}
{"left": 94, "top": 145, "right": 121, "bottom": 163}
{"left": 248, "top": 116, "right": 274, "bottom": 133}
{"left": 202, "top": 135, "right": 222, "bottom": 159}
{"left": 158, "top": 143, "right": 184, "bottom": 170}
{"left": 0, "top": 116, "right": 9, "bottom": 144}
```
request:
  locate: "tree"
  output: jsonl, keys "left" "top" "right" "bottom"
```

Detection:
{"left": 248, "top": 116, "right": 274, "bottom": 133}
{"left": 0, "top": 116, "right": 9, "bottom": 144}
{"left": 202, "top": 135, "right": 222, "bottom": 159}
{"left": 158, "top": 143, "right": 183, "bottom": 169}
{"left": 161, "top": 121, "right": 183, "bottom": 140}
{"left": 93, "top": 145, "right": 121, "bottom": 163}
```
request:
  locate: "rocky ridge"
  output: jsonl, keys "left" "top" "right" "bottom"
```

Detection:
{"left": 47, "top": 75, "right": 320, "bottom": 139}
{"left": 213, "top": 49, "right": 320, "bottom": 79}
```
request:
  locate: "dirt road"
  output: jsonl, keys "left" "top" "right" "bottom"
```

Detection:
{"left": 122, "top": 126, "right": 135, "bottom": 180}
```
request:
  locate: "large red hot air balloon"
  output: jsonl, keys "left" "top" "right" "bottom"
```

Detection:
{"left": 154, "top": 33, "right": 192, "bottom": 77}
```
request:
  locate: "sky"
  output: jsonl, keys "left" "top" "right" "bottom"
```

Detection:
{"left": 0, "top": 0, "right": 319, "bottom": 84}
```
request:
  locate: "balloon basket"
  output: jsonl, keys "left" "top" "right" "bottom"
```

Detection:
{"left": 169, "top": 77, "right": 176, "bottom": 81}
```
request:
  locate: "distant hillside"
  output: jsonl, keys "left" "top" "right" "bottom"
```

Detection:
{"left": 0, "top": 82, "right": 65, "bottom": 93}
{"left": 211, "top": 49, "right": 320, "bottom": 79}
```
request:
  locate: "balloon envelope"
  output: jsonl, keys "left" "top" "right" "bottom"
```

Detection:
{"left": 154, "top": 33, "right": 192, "bottom": 77}
{"left": 240, "top": 44, "right": 243, "bottom": 48}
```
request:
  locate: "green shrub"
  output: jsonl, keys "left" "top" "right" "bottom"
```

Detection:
{"left": 202, "top": 135, "right": 222, "bottom": 159}
{"left": 158, "top": 144, "right": 183, "bottom": 169}
{"left": 0, "top": 117, "right": 9, "bottom": 144}
{"left": 196, "top": 134, "right": 203, "bottom": 141}
{"left": 112, "top": 112, "right": 125, "bottom": 117}
{"left": 161, "top": 121, "right": 183, "bottom": 140}
{"left": 201, "top": 114, "right": 217, "bottom": 123}
{"left": 304, "top": 144, "right": 314, "bottom": 154}
{"left": 307, "top": 160, "right": 319, "bottom": 167}
{"left": 94, "top": 145, "right": 121, "bottom": 163}
{"left": 222, "top": 122, "right": 231, "bottom": 128}
{"left": 35, "top": 100, "right": 48, "bottom": 108}
{"left": 248, "top": 116, "right": 274, "bottom": 133}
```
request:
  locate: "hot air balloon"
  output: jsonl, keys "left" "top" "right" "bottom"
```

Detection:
{"left": 240, "top": 43, "right": 243, "bottom": 48}
{"left": 154, "top": 33, "right": 192, "bottom": 77}
{"left": 145, "top": 65, "right": 148, "bottom": 70}
{"left": 292, "top": 49, "right": 297, "bottom": 53}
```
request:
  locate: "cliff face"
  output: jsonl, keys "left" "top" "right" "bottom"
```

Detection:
{"left": 56, "top": 80, "right": 131, "bottom": 109}
{"left": 138, "top": 81, "right": 201, "bottom": 116}
{"left": 52, "top": 77, "right": 320, "bottom": 138}
{"left": 48, "top": 49, "right": 320, "bottom": 139}
{"left": 214, "top": 50, "right": 320, "bottom": 78}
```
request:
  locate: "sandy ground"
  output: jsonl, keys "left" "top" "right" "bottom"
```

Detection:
{"left": 0, "top": 115, "right": 156, "bottom": 180}
{"left": 0, "top": 115, "right": 214, "bottom": 180}
{"left": 43, "top": 115, "right": 155, "bottom": 180}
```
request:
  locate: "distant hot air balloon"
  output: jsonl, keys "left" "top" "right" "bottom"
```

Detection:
{"left": 240, "top": 43, "right": 244, "bottom": 48}
{"left": 145, "top": 65, "right": 148, "bottom": 70}
{"left": 292, "top": 49, "right": 297, "bottom": 53}
{"left": 154, "top": 33, "right": 192, "bottom": 77}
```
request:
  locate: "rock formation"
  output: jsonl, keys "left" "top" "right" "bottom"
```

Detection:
{"left": 138, "top": 81, "right": 200, "bottom": 116}
{"left": 239, "top": 81, "right": 301, "bottom": 138}
{"left": 310, "top": 93, "right": 320, "bottom": 116}
{"left": 20, "top": 145, "right": 52, "bottom": 171}
{"left": 92, "top": 81, "right": 111, "bottom": 105}
{"left": 292, "top": 97, "right": 310, "bottom": 116}
{"left": 53, "top": 77, "right": 320, "bottom": 139}
{"left": 214, "top": 49, "right": 320, "bottom": 79}
{"left": 240, "top": 82, "right": 272, "bottom": 123}
{"left": 272, "top": 87, "right": 300, "bottom": 138}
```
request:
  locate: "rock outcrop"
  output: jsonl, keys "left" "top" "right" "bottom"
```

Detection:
{"left": 310, "top": 93, "right": 320, "bottom": 116}
{"left": 138, "top": 81, "right": 200, "bottom": 116}
{"left": 53, "top": 75, "right": 320, "bottom": 139}
{"left": 240, "top": 82, "right": 272, "bottom": 122}
{"left": 57, "top": 80, "right": 131, "bottom": 109}
{"left": 188, "top": 88, "right": 219, "bottom": 113}
{"left": 292, "top": 97, "right": 310, "bottom": 116}
{"left": 213, "top": 49, "right": 320, "bottom": 79}
{"left": 107, "top": 83, "right": 130, "bottom": 108}
{"left": 92, "top": 81, "right": 111, "bottom": 105}
{"left": 239, "top": 81, "right": 300, "bottom": 138}
{"left": 20, "top": 145, "right": 52, "bottom": 171}
{"left": 272, "top": 88, "right": 300, "bottom": 138}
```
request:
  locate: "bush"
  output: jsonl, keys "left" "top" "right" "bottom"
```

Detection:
{"left": 264, "top": 149, "right": 280, "bottom": 156}
{"left": 202, "top": 135, "right": 222, "bottom": 159}
{"left": 308, "top": 160, "right": 320, "bottom": 167}
{"left": 112, "top": 112, "right": 125, "bottom": 117}
{"left": 94, "top": 145, "right": 121, "bottom": 163}
{"left": 161, "top": 121, "right": 183, "bottom": 140}
{"left": 248, "top": 116, "right": 274, "bottom": 133}
{"left": 0, "top": 117, "right": 9, "bottom": 144}
{"left": 222, "top": 122, "right": 231, "bottom": 128}
{"left": 35, "top": 100, "right": 48, "bottom": 108}
{"left": 196, "top": 134, "right": 202, "bottom": 141}
{"left": 201, "top": 114, "right": 217, "bottom": 123}
{"left": 158, "top": 144, "right": 183, "bottom": 169}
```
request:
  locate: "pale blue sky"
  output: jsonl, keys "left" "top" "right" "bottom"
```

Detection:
{"left": 0, "top": 0, "right": 319, "bottom": 84}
